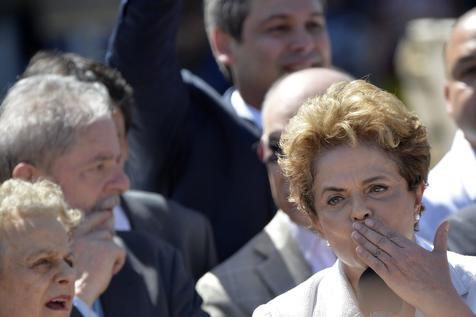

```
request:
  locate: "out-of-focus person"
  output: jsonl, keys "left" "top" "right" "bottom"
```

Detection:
{"left": 0, "top": 178, "right": 81, "bottom": 317}
{"left": 107, "top": 0, "right": 332, "bottom": 260}
{"left": 253, "top": 80, "right": 476, "bottom": 317}
{"left": 196, "top": 68, "right": 352, "bottom": 316}
{"left": 420, "top": 7, "right": 476, "bottom": 242}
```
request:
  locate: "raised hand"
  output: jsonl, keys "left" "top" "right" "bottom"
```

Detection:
{"left": 351, "top": 219, "right": 474, "bottom": 317}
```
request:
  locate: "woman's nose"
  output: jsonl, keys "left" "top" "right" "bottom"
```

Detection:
{"left": 55, "top": 261, "right": 76, "bottom": 285}
{"left": 351, "top": 197, "right": 371, "bottom": 221}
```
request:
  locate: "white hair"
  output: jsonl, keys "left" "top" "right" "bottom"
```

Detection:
{"left": 0, "top": 74, "right": 112, "bottom": 181}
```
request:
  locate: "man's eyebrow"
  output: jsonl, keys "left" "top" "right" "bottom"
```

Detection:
{"left": 261, "top": 11, "right": 324, "bottom": 23}
{"left": 85, "top": 154, "right": 116, "bottom": 164}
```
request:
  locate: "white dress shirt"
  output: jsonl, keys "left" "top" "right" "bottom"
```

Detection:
{"left": 283, "top": 215, "right": 336, "bottom": 273}
{"left": 419, "top": 130, "right": 476, "bottom": 242}
{"left": 113, "top": 204, "right": 131, "bottom": 231}
{"left": 230, "top": 90, "right": 262, "bottom": 130}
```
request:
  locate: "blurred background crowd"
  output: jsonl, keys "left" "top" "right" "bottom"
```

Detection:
{"left": 1, "top": 0, "right": 475, "bottom": 163}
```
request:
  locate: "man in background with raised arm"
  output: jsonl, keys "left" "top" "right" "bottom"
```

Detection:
{"left": 107, "top": 0, "right": 331, "bottom": 260}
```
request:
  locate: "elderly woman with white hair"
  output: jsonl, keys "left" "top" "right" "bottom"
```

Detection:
{"left": 0, "top": 179, "right": 82, "bottom": 317}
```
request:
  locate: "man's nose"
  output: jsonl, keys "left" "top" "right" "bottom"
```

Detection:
{"left": 108, "top": 167, "right": 130, "bottom": 194}
{"left": 288, "top": 27, "right": 316, "bottom": 53}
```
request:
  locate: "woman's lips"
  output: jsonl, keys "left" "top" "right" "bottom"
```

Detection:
{"left": 45, "top": 295, "right": 71, "bottom": 311}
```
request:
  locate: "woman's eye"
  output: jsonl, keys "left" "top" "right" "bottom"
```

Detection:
{"left": 370, "top": 185, "right": 388, "bottom": 193}
{"left": 33, "top": 258, "right": 52, "bottom": 269}
{"left": 327, "top": 196, "right": 343, "bottom": 206}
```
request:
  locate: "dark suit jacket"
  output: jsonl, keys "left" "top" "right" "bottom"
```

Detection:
{"left": 121, "top": 190, "right": 218, "bottom": 280}
{"left": 71, "top": 231, "right": 208, "bottom": 317}
{"left": 448, "top": 203, "right": 476, "bottom": 255}
{"left": 107, "top": 0, "right": 275, "bottom": 260}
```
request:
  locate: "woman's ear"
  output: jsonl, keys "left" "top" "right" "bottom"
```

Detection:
{"left": 12, "top": 162, "right": 43, "bottom": 181}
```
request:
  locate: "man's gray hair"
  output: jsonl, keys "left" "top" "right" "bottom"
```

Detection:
{"left": 0, "top": 74, "right": 112, "bottom": 182}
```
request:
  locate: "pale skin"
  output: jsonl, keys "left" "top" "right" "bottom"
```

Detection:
{"left": 0, "top": 213, "right": 76, "bottom": 317}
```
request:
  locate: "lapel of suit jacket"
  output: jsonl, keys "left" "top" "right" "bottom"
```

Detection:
{"left": 99, "top": 233, "right": 160, "bottom": 317}
{"left": 119, "top": 194, "right": 135, "bottom": 227}
{"left": 254, "top": 211, "right": 313, "bottom": 297}
{"left": 312, "top": 260, "right": 363, "bottom": 317}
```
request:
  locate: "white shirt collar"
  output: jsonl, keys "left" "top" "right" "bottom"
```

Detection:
{"left": 450, "top": 130, "right": 476, "bottom": 201}
{"left": 113, "top": 204, "right": 131, "bottom": 231}
{"left": 230, "top": 90, "right": 262, "bottom": 129}
{"left": 283, "top": 213, "right": 336, "bottom": 273}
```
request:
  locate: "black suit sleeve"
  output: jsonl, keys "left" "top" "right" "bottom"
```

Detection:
{"left": 107, "top": 0, "right": 189, "bottom": 193}
{"left": 70, "top": 307, "right": 83, "bottom": 317}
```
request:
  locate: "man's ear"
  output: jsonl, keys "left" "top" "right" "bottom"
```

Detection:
{"left": 208, "top": 27, "right": 236, "bottom": 66}
{"left": 444, "top": 81, "right": 455, "bottom": 117}
{"left": 12, "top": 162, "right": 43, "bottom": 181}
{"left": 256, "top": 140, "right": 266, "bottom": 162}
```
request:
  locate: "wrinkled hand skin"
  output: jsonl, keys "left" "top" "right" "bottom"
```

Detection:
{"left": 73, "top": 211, "right": 126, "bottom": 307}
{"left": 351, "top": 219, "right": 474, "bottom": 317}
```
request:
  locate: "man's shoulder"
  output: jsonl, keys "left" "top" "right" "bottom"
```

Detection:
{"left": 181, "top": 69, "right": 228, "bottom": 109}
{"left": 206, "top": 229, "right": 272, "bottom": 278}
{"left": 206, "top": 213, "right": 294, "bottom": 279}
{"left": 122, "top": 190, "right": 210, "bottom": 226}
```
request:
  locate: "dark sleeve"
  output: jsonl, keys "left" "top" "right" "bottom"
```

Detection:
{"left": 106, "top": 0, "right": 189, "bottom": 193}
{"left": 70, "top": 308, "right": 83, "bottom": 317}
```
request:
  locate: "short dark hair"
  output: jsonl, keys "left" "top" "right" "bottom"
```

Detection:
{"left": 22, "top": 50, "right": 134, "bottom": 132}
{"left": 203, "top": 0, "right": 252, "bottom": 41}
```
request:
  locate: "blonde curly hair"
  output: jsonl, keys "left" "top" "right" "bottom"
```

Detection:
{"left": 0, "top": 178, "right": 82, "bottom": 231}
{"left": 279, "top": 80, "right": 430, "bottom": 217}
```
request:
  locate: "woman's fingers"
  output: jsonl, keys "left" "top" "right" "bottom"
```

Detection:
{"left": 352, "top": 219, "right": 407, "bottom": 257}
{"left": 352, "top": 231, "right": 392, "bottom": 273}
